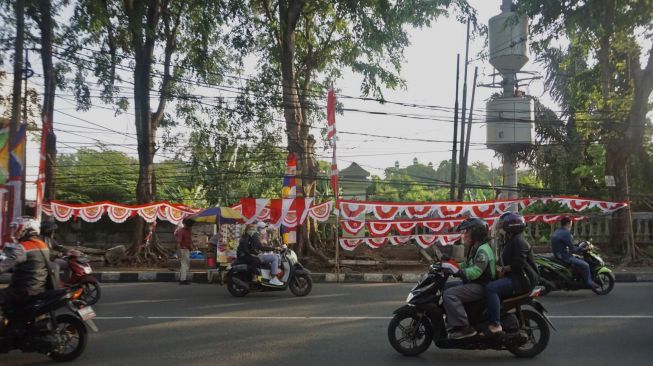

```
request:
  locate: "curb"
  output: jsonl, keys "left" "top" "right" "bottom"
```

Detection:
{"left": 3, "top": 272, "right": 653, "bottom": 284}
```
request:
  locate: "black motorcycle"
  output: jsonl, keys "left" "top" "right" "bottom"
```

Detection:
{"left": 0, "top": 285, "right": 98, "bottom": 362}
{"left": 388, "top": 261, "right": 553, "bottom": 358}
{"left": 225, "top": 246, "right": 313, "bottom": 297}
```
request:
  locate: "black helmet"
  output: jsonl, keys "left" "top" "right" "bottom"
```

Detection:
{"left": 456, "top": 218, "right": 489, "bottom": 243}
{"left": 40, "top": 220, "right": 58, "bottom": 235}
{"left": 501, "top": 212, "right": 526, "bottom": 234}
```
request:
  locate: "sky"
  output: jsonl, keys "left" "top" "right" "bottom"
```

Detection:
{"left": 3, "top": 0, "right": 557, "bottom": 200}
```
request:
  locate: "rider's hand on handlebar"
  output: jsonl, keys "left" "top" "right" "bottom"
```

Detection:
{"left": 441, "top": 261, "right": 460, "bottom": 275}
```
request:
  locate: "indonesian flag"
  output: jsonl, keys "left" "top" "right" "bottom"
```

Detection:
{"left": 35, "top": 115, "right": 52, "bottom": 222}
{"left": 327, "top": 89, "right": 338, "bottom": 196}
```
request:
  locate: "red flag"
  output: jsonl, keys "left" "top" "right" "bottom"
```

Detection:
{"left": 35, "top": 115, "right": 51, "bottom": 222}
{"left": 327, "top": 89, "right": 338, "bottom": 196}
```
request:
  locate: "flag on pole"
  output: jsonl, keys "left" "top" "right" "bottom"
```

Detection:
{"left": 327, "top": 89, "right": 338, "bottom": 196}
{"left": 281, "top": 153, "right": 298, "bottom": 244}
{"left": 35, "top": 115, "right": 51, "bottom": 222}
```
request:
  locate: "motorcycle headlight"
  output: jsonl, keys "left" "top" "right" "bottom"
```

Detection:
{"left": 406, "top": 292, "right": 415, "bottom": 303}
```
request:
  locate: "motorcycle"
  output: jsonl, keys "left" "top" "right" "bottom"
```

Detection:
{"left": 387, "top": 260, "right": 553, "bottom": 358}
{"left": 225, "top": 246, "right": 312, "bottom": 297}
{"left": 535, "top": 241, "right": 615, "bottom": 295}
{"left": 0, "top": 285, "right": 98, "bottom": 362}
{"left": 60, "top": 250, "right": 101, "bottom": 305}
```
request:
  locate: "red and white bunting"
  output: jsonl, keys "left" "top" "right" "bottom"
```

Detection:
{"left": 341, "top": 220, "right": 366, "bottom": 235}
{"left": 368, "top": 222, "right": 394, "bottom": 236}
{"left": 341, "top": 202, "right": 368, "bottom": 219}
{"left": 77, "top": 205, "right": 105, "bottom": 223}
{"left": 405, "top": 205, "right": 434, "bottom": 218}
{"left": 339, "top": 239, "right": 363, "bottom": 251}
{"left": 424, "top": 221, "right": 446, "bottom": 233}
{"left": 394, "top": 222, "right": 418, "bottom": 235}
{"left": 373, "top": 205, "right": 404, "bottom": 220}
{"left": 439, "top": 234, "right": 462, "bottom": 245}
{"left": 308, "top": 201, "right": 333, "bottom": 222}
{"left": 282, "top": 212, "right": 298, "bottom": 228}
{"left": 365, "top": 237, "right": 387, "bottom": 248}
{"left": 52, "top": 204, "right": 75, "bottom": 222}
{"left": 389, "top": 236, "right": 412, "bottom": 245}
{"left": 137, "top": 205, "right": 159, "bottom": 223}
{"left": 107, "top": 206, "right": 133, "bottom": 223}
{"left": 414, "top": 235, "right": 438, "bottom": 248}
{"left": 438, "top": 205, "right": 466, "bottom": 217}
{"left": 471, "top": 204, "right": 495, "bottom": 217}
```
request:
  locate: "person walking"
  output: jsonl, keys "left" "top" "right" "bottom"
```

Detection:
{"left": 175, "top": 219, "right": 196, "bottom": 285}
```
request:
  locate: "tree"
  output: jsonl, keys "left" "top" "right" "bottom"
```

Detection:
{"left": 55, "top": 147, "right": 140, "bottom": 203}
{"left": 518, "top": 0, "right": 653, "bottom": 261}
{"left": 239, "top": 0, "right": 476, "bottom": 256}
{"left": 65, "top": 0, "right": 235, "bottom": 253}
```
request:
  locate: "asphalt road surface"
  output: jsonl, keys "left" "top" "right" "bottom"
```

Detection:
{"left": 3, "top": 281, "right": 653, "bottom": 365}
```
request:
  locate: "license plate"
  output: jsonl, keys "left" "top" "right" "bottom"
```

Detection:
{"left": 77, "top": 306, "right": 96, "bottom": 321}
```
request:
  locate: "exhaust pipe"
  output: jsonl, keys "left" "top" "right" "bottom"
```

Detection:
{"left": 231, "top": 277, "right": 250, "bottom": 290}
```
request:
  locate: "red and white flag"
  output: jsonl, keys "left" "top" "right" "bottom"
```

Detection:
{"left": 35, "top": 115, "right": 52, "bottom": 222}
{"left": 327, "top": 89, "right": 338, "bottom": 196}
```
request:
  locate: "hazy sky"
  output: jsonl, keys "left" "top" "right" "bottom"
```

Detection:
{"left": 9, "top": 0, "right": 557, "bottom": 199}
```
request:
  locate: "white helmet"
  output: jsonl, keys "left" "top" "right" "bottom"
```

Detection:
{"left": 256, "top": 221, "right": 267, "bottom": 230}
{"left": 10, "top": 216, "right": 40, "bottom": 241}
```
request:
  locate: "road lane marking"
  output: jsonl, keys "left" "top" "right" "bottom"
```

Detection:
{"left": 90, "top": 315, "right": 653, "bottom": 320}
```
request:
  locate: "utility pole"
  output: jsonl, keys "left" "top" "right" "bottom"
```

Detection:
{"left": 460, "top": 67, "right": 478, "bottom": 198}
{"left": 449, "top": 54, "right": 460, "bottom": 201}
{"left": 10, "top": 0, "right": 25, "bottom": 220}
{"left": 457, "top": 18, "right": 471, "bottom": 201}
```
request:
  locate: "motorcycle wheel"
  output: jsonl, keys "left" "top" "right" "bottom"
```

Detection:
{"left": 289, "top": 274, "right": 313, "bottom": 297}
{"left": 81, "top": 281, "right": 101, "bottom": 305}
{"left": 226, "top": 273, "right": 250, "bottom": 297}
{"left": 48, "top": 314, "right": 87, "bottom": 362}
{"left": 387, "top": 313, "right": 433, "bottom": 356}
{"left": 508, "top": 309, "right": 550, "bottom": 358}
{"left": 592, "top": 272, "right": 615, "bottom": 295}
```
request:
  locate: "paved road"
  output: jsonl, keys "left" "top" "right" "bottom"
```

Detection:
{"left": 4, "top": 282, "right": 653, "bottom": 365}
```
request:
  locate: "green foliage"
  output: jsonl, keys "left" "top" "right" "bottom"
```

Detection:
{"left": 55, "top": 147, "right": 140, "bottom": 203}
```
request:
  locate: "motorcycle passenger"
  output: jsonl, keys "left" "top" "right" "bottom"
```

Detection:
{"left": 550, "top": 217, "right": 597, "bottom": 289}
{"left": 441, "top": 218, "right": 497, "bottom": 339}
{"left": 485, "top": 212, "right": 539, "bottom": 335}
{"left": 256, "top": 222, "right": 284, "bottom": 286}
{"left": 0, "top": 217, "right": 53, "bottom": 311}
{"left": 237, "top": 224, "right": 282, "bottom": 285}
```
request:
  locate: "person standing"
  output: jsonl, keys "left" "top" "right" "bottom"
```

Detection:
{"left": 175, "top": 219, "right": 196, "bottom": 285}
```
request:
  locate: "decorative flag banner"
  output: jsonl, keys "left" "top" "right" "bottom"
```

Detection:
{"left": 35, "top": 115, "right": 52, "bottom": 222}
{"left": 42, "top": 201, "right": 198, "bottom": 225}
{"left": 8, "top": 123, "right": 26, "bottom": 224}
{"left": 327, "top": 89, "right": 339, "bottom": 196}
{"left": 281, "top": 153, "right": 298, "bottom": 243}
{"left": 339, "top": 234, "right": 462, "bottom": 251}
{"left": 339, "top": 214, "right": 588, "bottom": 237}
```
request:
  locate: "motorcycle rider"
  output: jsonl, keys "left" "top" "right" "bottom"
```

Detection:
{"left": 550, "top": 216, "right": 597, "bottom": 289}
{"left": 441, "top": 218, "right": 497, "bottom": 339}
{"left": 485, "top": 212, "right": 539, "bottom": 335}
{"left": 237, "top": 224, "right": 283, "bottom": 286}
{"left": 0, "top": 217, "right": 54, "bottom": 313}
{"left": 40, "top": 221, "right": 69, "bottom": 278}
{"left": 256, "top": 222, "right": 284, "bottom": 286}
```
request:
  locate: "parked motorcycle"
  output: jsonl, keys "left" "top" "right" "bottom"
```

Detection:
{"left": 387, "top": 260, "right": 553, "bottom": 358}
{"left": 61, "top": 250, "right": 101, "bottom": 305}
{"left": 535, "top": 241, "right": 614, "bottom": 295}
{"left": 225, "top": 246, "right": 312, "bottom": 297}
{"left": 0, "top": 285, "right": 98, "bottom": 362}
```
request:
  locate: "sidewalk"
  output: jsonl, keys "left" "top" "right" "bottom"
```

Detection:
{"left": 3, "top": 269, "right": 652, "bottom": 284}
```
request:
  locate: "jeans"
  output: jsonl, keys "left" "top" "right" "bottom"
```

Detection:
{"left": 179, "top": 249, "right": 190, "bottom": 281}
{"left": 568, "top": 256, "right": 593, "bottom": 286}
{"left": 259, "top": 253, "right": 280, "bottom": 276}
{"left": 485, "top": 277, "right": 515, "bottom": 325}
